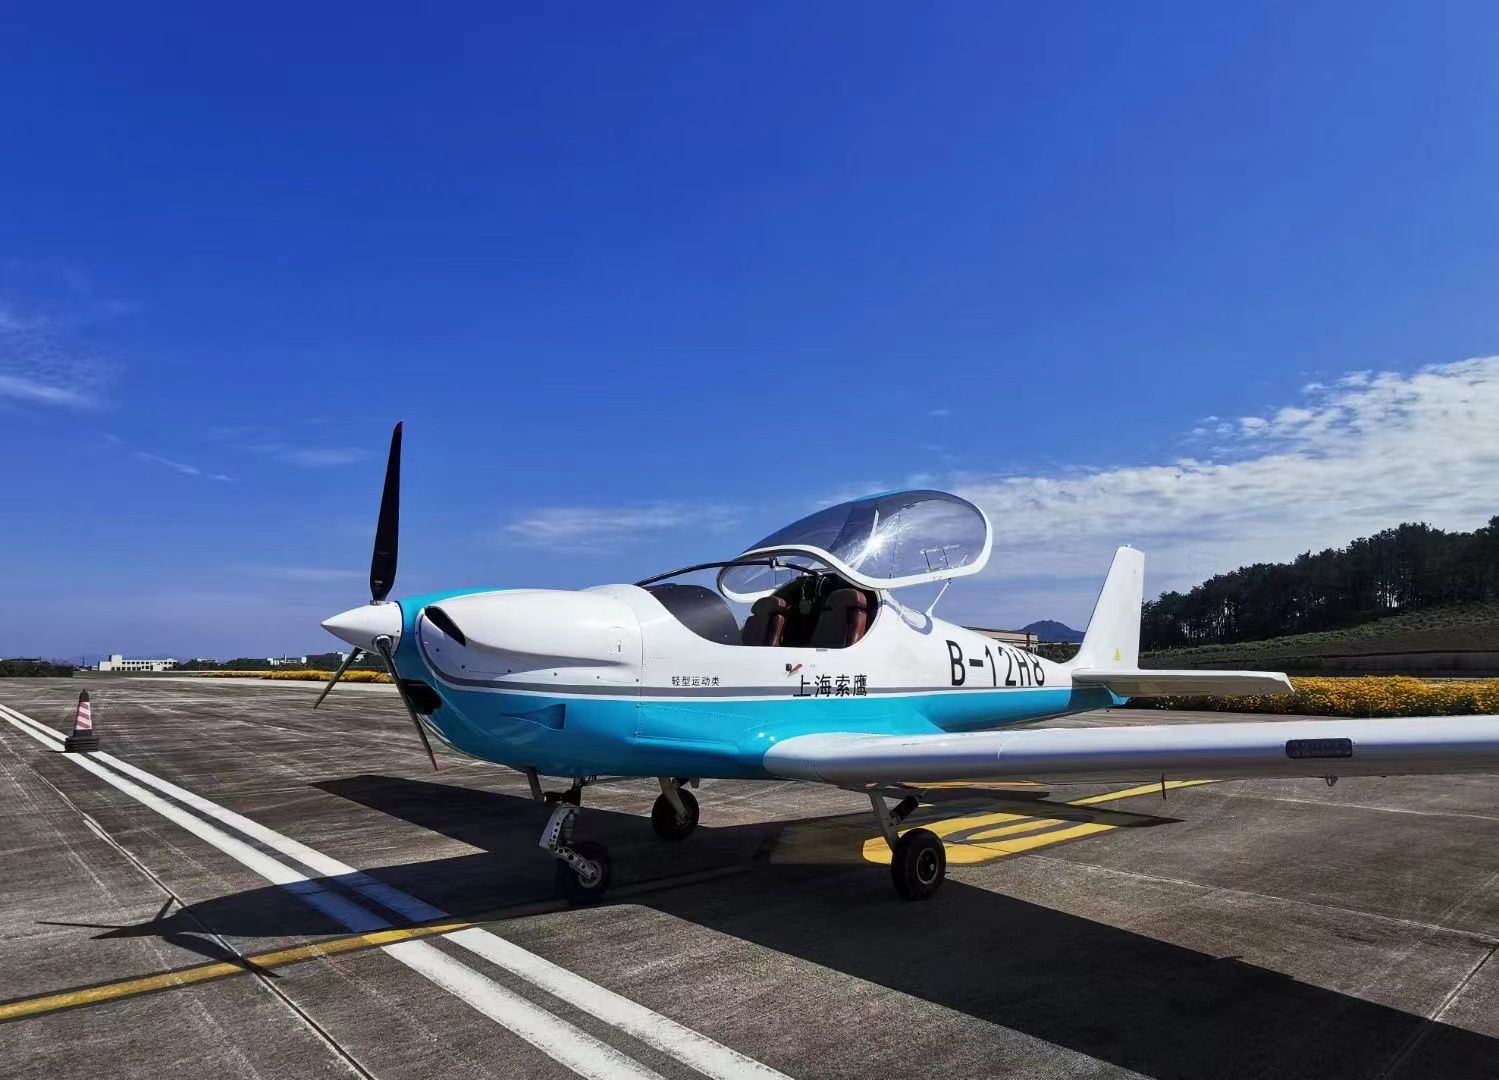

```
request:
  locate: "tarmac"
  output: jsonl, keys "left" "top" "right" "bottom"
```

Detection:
{"left": 2, "top": 674, "right": 1497, "bottom": 1080}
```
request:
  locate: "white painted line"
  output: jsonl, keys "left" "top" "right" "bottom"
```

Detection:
{"left": 0, "top": 708, "right": 664, "bottom": 1080}
{"left": 446, "top": 927, "right": 791, "bottom": 1080}
{"left": 0, "top": 703, "right": 792, "bottom": 1080}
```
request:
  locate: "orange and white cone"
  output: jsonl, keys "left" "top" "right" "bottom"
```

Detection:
{"left": 63, "top": 690, "right": 99, "bottom": 753}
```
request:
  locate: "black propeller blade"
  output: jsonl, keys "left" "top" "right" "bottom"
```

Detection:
{"left": 312, "top": 648, "right": 362, "bottom": 710}
{"left": 375, "top": 635, "right": 439, "bottom": 771}
{"left": 370, "top": 421, "right": 401, "bottom": 603}
{"left": 314, "top": 420, "right": 404, "bottom": 711}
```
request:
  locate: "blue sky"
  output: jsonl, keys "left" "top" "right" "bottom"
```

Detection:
{"left": 5, "top": 4, "right": 1499, "bottom": 659}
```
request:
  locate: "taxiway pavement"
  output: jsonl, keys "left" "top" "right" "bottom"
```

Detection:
{"left": 2, "top": 676, "right": 1497, "bottom": 1079}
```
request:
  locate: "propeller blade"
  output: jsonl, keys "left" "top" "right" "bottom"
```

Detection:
{"left": 312, "top": 648, "right": 362, "bottom": 709}
{"left": 374, "top": 635, "right": 439, "bottom": 771}
{"left": 370, "top": 422, "right": 402, "bottom": 603}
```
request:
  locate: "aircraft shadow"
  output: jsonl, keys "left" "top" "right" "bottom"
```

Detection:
{"left": 89, "top": 775, "right": 1499, "bottom": 1079}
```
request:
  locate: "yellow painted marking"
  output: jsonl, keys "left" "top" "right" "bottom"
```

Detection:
{"left": 861, "top": 779, "right": 1217, "bottom": 866}
{"left": 0, "top": 917, "right": 473, "bottom": 1022}
{"left": 965, "top": 817, "right": 1067, "bottom": 842}
{"left": 1070, "top": 779, "right": 1216, "bottom": 806}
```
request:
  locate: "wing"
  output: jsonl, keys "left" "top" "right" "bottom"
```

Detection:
{"left": 1071, "top": 668, "right": 1292, "bottom": 696}
{"left": 763, "top": 715, "right": 1499, "bottom": 788}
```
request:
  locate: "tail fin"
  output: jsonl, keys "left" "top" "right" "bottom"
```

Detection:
{"left": 1071, "top": 546, "right": 1144, "bottom": 670}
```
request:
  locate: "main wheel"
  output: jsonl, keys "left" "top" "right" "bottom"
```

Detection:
{"left": 890, "top": 828, "right": 946, "bottom": 901}
{"left": 650, "top": 788, "right": 699, "bottom": 840}
{"left": 555, "top": 840, "right": 611, "bottom": 904}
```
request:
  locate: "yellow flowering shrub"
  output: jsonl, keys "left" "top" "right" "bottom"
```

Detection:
{"left": 1137, "top": 676, "right": 1499, "bottom": 717}
{"left": 204, "top": 669, "right": 392, "bottom": 683}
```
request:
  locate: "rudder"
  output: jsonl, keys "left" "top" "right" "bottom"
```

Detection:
{"left": 1072, "top": 546, "right": 1143, "bottom": 670}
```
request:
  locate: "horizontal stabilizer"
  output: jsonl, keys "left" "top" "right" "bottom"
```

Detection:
{"left": 1071, "top": 668, "right": 1292, "bottom": 698}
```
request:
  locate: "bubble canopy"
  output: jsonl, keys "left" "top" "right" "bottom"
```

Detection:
{"left": 728, "top": 490, "right": 992, "bottom": 593}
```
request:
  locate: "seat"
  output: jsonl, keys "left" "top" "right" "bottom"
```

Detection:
{"left": 809, "top": 588, "right": 873, "bottom": 648}
{"left": 741, "top": 595, "right": 789, "bottom": 646}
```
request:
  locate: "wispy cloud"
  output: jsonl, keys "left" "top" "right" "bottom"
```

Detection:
{"left": 235, "top": 565, "right": 363, "bottom": 583}
{"left": 937, "top": 354, "right": 1499, "bottom": 625}
{"left": 504, "top": 502, "right": 742, "bottom": 555}
{"left": 278, "top": 447, "right": 369, "bottom": 468}
{"left": 928, "top": 407, "right": 952, "bottom": 418}
{"left": 0, "top": 372, "right": 98, "bottom": 409}
{"left": 248, "top": 441, "right": 369, "bottom": 468}
{"left": 0, "top": 301, "right": 111, "bottom": 410}
{"left": 135, "top": 451, "right": 233, "bottom": 482}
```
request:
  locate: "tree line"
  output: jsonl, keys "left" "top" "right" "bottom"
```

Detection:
{"left": 1141, "top": 515, "right": 1499, "bottom": 650}
{"left": 0, "top": 659, "right": 75, "bottom": 677}
{"left": 175, "top": 652, "right": 385, "bottom": 671}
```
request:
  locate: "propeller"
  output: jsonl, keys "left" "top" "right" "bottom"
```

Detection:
{"left": 375, "top": 634, "right": 439, "bottom": 771}
{"left": 314, "top": 421, "right": 438, "bottom": 770}
{"left": 370, "top": 421, "right": 401, "bottom": 603}
{"left": 312, "top": 647, "right": 362, "bottom": 708}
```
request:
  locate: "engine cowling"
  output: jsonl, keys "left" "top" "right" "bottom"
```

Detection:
{"left": 417, "top": 589, "right": 642, "bottom": 687}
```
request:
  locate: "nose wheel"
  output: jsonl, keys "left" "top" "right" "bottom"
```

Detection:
{"left": 555, "top": 839, "right": 611, "bottom": 903}
{"left": 651, "top": 778, "right": 699, "bottom": 840}
{"left": 539, "top": 799, "right": 612, "bottom": 904}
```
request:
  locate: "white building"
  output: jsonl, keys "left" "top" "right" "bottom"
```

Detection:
{"left": 97, "top": 654, "right": 178, "bottom": 672}
{"left": 967, "top": 627, "right": 1039, "bottom": 648}
{"left": 267, "top": 655, "right": 309, "bottom": 667}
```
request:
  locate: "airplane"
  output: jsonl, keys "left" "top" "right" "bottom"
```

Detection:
{"left": 317, "top": 424, "right": 1499, "bottom": 902}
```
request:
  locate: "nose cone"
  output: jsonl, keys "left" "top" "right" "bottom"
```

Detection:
{"left": 322, "top": 602, "right": 402, "bottom": 652}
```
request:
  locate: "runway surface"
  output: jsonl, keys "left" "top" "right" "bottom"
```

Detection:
{"left": 2, "top": 675, "right": 1497, "bottom": 1079}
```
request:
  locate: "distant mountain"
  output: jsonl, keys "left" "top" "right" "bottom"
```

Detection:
{"left": 1021, "top": 620, "right": 1084, "bottom": 643}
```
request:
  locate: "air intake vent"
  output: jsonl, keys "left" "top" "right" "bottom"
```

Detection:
{"left": 400, "top": 679, "right": 443, "bottom": 715}
{"left": 424, "top": 605, "right": 467, "bottom": 646}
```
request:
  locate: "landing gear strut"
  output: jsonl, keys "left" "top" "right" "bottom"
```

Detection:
{"left": 538, "top": 783, "right": 611, "bottom": 903}
{"left": 871, "top": 791, "right": 945, "bottom": 900}
{"left": 651, "top": 777, "right": 699, "bottom": 841}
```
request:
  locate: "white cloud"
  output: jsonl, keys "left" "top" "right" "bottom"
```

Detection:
{"left": 248, "top": 442, "right": 368, "bottom": 468}
{"left": 235, "top": 565, "right": 363, "bottom": 583}
{"left": 0, "top": 301, "right": 109, "bottom": 410}
{"left": 929, "top": 407, "right": 952, "bottom": 418}
{"left": 0, "top": 372, "right": 97, "bottom": 409}
{"left": 504, "top": 502, "right": 743, "bottom": 555}
{"left": 135, "top": 451, "right": 233, "bottom": 482}
{"left": 276, "top": 447, "right": 368, "bottom": 468}
{"left": 945, "top": 355, "right": 1499, "bottom": 626}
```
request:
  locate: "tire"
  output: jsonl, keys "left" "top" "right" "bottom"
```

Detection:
{"left": 555, "top": 840, "right": 612, "bottom": 904}
{"left": 890, "top": 828, "right": 946, "bottom": 901}
{"left": 650, "top": 788, "right": 700, "bottom": 841}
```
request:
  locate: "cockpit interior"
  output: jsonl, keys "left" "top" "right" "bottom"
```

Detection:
{"left": 633, "top": 488, "right": 993, "bottom": 651}
{"left": 642, "top": 570, "right": 878, "bottom": 650}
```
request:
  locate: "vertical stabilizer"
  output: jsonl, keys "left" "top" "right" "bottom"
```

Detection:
{"left": 1072, "top": 546, "right": 1144, "bottom": 670}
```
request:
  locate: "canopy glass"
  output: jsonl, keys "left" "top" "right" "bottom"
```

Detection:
{"left": 725, "top": 489, "right": 991, "bottom": 593}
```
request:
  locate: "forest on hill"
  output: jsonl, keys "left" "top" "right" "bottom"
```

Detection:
{"left": 1141, "top": 515, "right": 1499, "bottom": 650}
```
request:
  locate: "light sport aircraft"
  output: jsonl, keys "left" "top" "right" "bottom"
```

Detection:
{"left": 318, "top": 424, "right": 1499, "bottom": 902}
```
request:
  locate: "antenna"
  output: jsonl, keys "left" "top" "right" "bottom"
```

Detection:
{"left": 924, "top": 579, "right": 951, "bottom": 616}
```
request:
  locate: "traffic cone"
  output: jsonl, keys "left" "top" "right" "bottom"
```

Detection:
{"left": 63, "top": 690, "right": 99, "bottom": 753}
